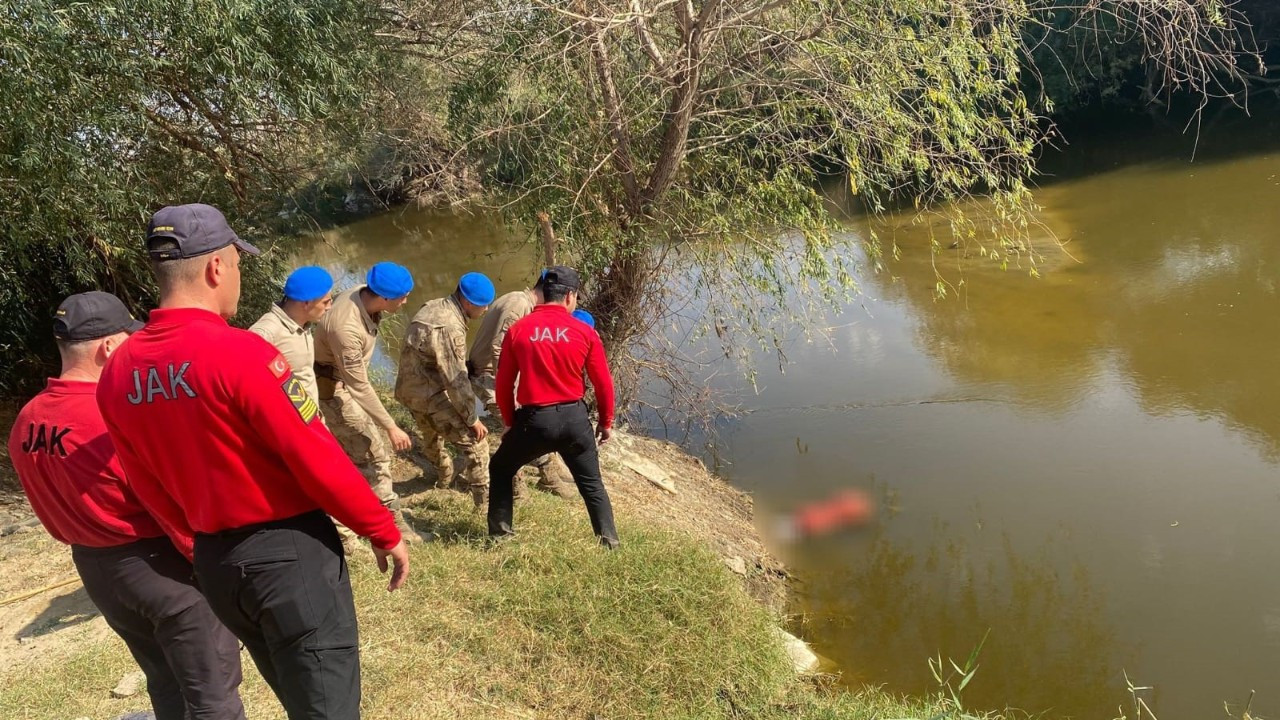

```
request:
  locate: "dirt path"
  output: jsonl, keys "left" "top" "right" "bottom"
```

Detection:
{"left": 0, "top": 529, "right": 114, "bottom": 674}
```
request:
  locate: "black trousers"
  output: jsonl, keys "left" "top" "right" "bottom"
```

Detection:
{"left": 193, "top": 511, "right": 361, "bottom": 720}
{"left": 488, "top": 400, "right": 619, "bottom": 548}
{"left": 72, "top": 537, "right": 245, "bottom": 720}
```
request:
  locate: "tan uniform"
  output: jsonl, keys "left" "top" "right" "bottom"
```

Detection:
{"left": 249, "top": 304, "right": 319, "bottom": 403}
{"left": 467, "top": 290, "right": 572, "bottom": 498}
{"left": 395, "top": 295, "right": 489, "bottom": 504}
{"left": 468, "top": 290, "right": 535, "bottom": 408}
{"left": 313, "top": 287, "right": 398, "bottom": 510}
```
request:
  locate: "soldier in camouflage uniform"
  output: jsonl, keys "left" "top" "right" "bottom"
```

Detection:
{"left": 313, "top": 262, "right": 419, "bottom": 548}
{"left": 395, "top": 273, "right": 496, "bottom": 507}
{"left": 466, "top": 288, "right": 534, "bottom": 412}
{"left": 468, "top": 277, "right": 574, "bottom": 499}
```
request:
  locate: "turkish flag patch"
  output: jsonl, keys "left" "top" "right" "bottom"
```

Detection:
{"left": 268, "top": 353, "right": 291, "bottom": 379}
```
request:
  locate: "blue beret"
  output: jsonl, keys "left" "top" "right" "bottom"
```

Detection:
{"left": 458, "top": 272, "right": 495, "bottom": 306}
{"left": 366, "top": 262, "right": 414, "bottom": 299}
{"left": 282, "top": 266, "right": 334, "bottom": 302}
{"left": 572, "top": 309, "right": 595, "bottom": 328}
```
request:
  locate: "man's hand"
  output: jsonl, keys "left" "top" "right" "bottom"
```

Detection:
{"left": 596, "top": 425, "right": 613, "bottom": 445}
{"left": 470, "top": 420, "right": 489, "bottom": 442}
{"left": 373, "top": 539, "right": 410, "bottom": 592}
{"left": 387, "top": 425, "right": 412, "bottom": 452}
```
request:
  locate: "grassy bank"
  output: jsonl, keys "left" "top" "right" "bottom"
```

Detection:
{"left": 0, "top": 489, "right": 975, "bottom": 720}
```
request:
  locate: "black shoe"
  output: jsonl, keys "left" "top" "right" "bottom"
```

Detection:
{"left": 487, "top": 531, "right": 517, "bottom": 548}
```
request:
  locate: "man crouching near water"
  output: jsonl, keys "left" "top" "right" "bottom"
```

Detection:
{"left": 487, "top": 265, "right": 620, "bottom": 548}
{"left": 395, "top": 272, "right": 495, "bottom": 508}
{"left": 9, "top": 291, "right": 245, "bottom": 720}
{"left": 97, "top": 203, "right": 409, "bottom": 720}
{"left": 313, "top": 261, "right": 420, "bottom": 549}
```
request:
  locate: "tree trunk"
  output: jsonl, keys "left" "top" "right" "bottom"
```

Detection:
{"left": 589, "top": 244, "right": 658, "bottom": 409}
{"left": 538, "top": 211, "right": 557, "bottom": 266}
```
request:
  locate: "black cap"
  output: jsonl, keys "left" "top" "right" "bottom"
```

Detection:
{"left": 146, "top": 203, "right": 261, "bottom": 261}
{"left": 53, "top": 292, "right": 145, "bottom": 341}
{"left": 538, "top": 265, "right": 582, "bottom": 291}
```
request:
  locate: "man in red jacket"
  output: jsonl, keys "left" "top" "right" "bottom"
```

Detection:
{"left": 98, "top": 203, "right": 409, "bottom": 720}
{"left": 9, "top": 291, "right": 245, "bottom": 720}
{"left": 489, "top": 266, "right": 619, "bottom": 548}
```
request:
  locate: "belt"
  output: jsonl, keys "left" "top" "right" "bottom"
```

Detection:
{"left": 522, "top": 399, "right": 585, "bottom": 411}
{"left": 314, "top": 364, "right": 340, "bottom": 399}
{"left": 194, "top": 510, "right": 328, "bottom": 541}
{"left": 70, "top": 535, "right": 174, "bottom": 558}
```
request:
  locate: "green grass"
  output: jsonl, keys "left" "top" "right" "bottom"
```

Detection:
{"left": 1, "top": 492, "right": 981, "bottom": 719}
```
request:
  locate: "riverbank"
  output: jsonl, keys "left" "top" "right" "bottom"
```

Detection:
{"left": 0, "top": 429, "right": 982, "bottom": 720}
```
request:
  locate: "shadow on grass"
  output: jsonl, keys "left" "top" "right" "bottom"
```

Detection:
{"left": 402, "top": 493, "right": 490, "bottom": 547}
{"left": 390, "top": 453, "right": 440, "bottom": 497}
{"left": 14, "top": 586, "right": 98, "bottom": 641}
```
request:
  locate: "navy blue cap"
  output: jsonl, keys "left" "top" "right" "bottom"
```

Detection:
{"left": 283, "top": 266, "right": 334, "bottom": 302}
{"left": 366, "top": 262, "right": 414, "bottom": 299}
{"left": 458, "top": 272, "right": 495, "bottom": 306}
{"left": 540, "top": 265, "right": 582, "bottom": 291}
{"left": 54, "top": 291, "right": 144, "bottom": 341}
{"left": 572, "top": 309, "right": 595, "bottom": 328}
{"left": 147, "top": 204, "right": 260, "bottom": 260}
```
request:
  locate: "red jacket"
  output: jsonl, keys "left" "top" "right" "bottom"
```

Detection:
{"left": 495, "top": 304, "right": 615, "bottom": 428}
{"left": 8, "top": 378, "right": 176, "bottom": 551}
{"left": 97, "top": 308, "right": 401, "bottom": 552}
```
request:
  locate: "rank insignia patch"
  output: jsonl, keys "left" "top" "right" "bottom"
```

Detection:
{"left": 281, "top": 376, "right": 319, "bottom": 423}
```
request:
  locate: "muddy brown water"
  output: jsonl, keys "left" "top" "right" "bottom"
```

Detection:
{"left": 297, "top": 126, "right": 1280, "bottom": 719}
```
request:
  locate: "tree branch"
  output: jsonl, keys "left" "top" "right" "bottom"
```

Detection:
{"left": 142, "top": 107, "right": 249, "bottom": 201}
{"left": 588, "top": 20, "right": 643, "bottom": 216}
{"left": 630, "top": 0, "right": 668, "bottom": 72}
{"left": 642, "top": 0, "right": 703, "bottom": 206}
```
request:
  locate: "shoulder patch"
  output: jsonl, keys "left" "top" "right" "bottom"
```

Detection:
{"left": 281, "top": 376, "right": 319, "bottom": 423}
{"left": 268, "top": 353, "right": 290, "bottom": 379}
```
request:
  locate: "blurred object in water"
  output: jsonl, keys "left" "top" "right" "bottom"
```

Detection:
{"left": 776, "top": 489, "right": 875, "bottom": 542}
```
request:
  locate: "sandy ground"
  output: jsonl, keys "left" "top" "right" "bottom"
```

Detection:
{"left": 0, "top": 429, "right": 784, "bottom": 678}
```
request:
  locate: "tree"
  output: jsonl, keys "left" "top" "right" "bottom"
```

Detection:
{"left": 0, "top": 0, "right": 398, "bottom": 395}
{"left": 385, "top": 0, "right": 1256, "bottom": 417}
{"left": 1026, "top": 1, "right": 1273, "bottom": 119}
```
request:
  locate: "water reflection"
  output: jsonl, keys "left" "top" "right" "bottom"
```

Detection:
{"left": 298, "top": 207, "right": 541, "bottom": 368}
{"left": 294, "top": 137, "right": 1280, "bottom": 719}
{"left": 732, "top": 146, "right": 1280, "bottom": 717}
{"left": 791, "top": 525, "right": 1124, "bottom": 717}
{"left": 306, "top": 208, "right": 539, "bottom": 298}
{"left": 855, "top": 150, "right": 1280, "bottom": 456}
{"left": 729, "top": 379, "right": 1280, "bottom": 718}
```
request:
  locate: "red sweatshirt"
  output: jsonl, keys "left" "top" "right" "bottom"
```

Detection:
{"left": 8, "top": 379, "right": 176, "bottom": 551}
{"left": 97, "top": 308, "right": 401, "bottom": 552}
{"left": 495, "top": 304, "right": 615, "bottom": 428}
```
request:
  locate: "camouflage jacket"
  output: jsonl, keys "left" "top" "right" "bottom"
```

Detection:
{"left": 394, "top": 294, "right": 478, "bottom": 426}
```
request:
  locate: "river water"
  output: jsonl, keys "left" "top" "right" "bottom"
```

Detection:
{"left": 295, "top": 123, "right": 1280, "bottom": 718}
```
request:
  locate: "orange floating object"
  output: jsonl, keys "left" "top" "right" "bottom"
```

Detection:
{"left": 790, "top": 489, "right": 874, "bottom": 537}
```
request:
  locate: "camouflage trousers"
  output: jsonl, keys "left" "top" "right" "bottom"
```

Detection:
{"left": 471, "top": 373, "right": 498, "bottom": 411}
{"left": 410, "top": 402, "right": 489, "bottom": 505}
{"left": 472, "top": 377, "right": 573, "bottom": 499}
{"left": 319, "top": 387, "right": 398, "bottom": 510}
